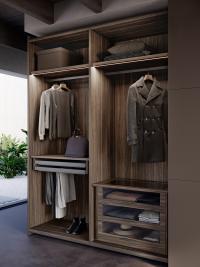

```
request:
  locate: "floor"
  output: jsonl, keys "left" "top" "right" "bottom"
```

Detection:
{"left": 0, "top": 204, "right": 167, "bottom": 267}
{"left": 0, "top": 175, "right": 27, "bottom": 201}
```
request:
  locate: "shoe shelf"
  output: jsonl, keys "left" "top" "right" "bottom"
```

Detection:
{"left": 30, "top": 219, "right": 89, "bottom": 245}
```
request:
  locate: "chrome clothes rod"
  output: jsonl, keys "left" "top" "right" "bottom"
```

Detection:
{"left": 46, "top": 74, "right": 89, "bottom": 83}
{"left": 105, "top": 66, "right": 168, "bottom": 76}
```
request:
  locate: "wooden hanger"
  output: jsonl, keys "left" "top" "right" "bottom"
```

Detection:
{"left": 59, "top": 83, "right": 71, "bottom": 91}
{"left": 144, "top": 73, "right": 154, "bottom": 82}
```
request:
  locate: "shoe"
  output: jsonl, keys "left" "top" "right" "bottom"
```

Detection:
{"left": 72, "top": 217, "right": 87, "bottom": 235}
{"left": 66, "top": 217, "right": 79, "bottom": 234}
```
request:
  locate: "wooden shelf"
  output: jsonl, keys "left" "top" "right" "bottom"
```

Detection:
{"left": 102, "top": 216, "right": 162, "bottom": 231}
{"left": 93, "top": 53, "right": 168, "bottom": 73}
{"left": 32, "top": 154, "right": 89, "bottom": 161}
{"left": 101, "top": 198, "right": 163, "bottom": 212}
{"left": 30, "top": 220, "right": 89, "bottom": 245}
{"left": 94, "top": 179, "right": 168, "bottom": 194}
{"left": 31, "top": 64, "right": 89, "bottom": 78}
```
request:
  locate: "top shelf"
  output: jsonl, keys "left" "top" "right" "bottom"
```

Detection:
{"left": 31, "top": 64, "right": 89, "bottom": 78}
{"left": 93, "top": 53, "right": 168, "bottom": 73}
{"left": 30, "top": 53, "right": 168, "bottom": 78}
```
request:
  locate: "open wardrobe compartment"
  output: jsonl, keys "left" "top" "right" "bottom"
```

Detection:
{"left": 28, "top": 11, "right": 168, "bottom": 263}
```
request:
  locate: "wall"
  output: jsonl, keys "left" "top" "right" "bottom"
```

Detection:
{"left": 25, "top": 0, "right": 167, "bottom": 36}
{"left": 0, "top": 45, "right": 27, "bottom": 76}
{"left": 168, "top": 0, "right": 200, "bottom": 266}
{"left": 0, "top": 73, "right": 27, "bottom": 140}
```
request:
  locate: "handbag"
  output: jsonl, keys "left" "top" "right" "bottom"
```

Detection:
{"left": 65, "top": 129, "right": 89, "bottom": 158}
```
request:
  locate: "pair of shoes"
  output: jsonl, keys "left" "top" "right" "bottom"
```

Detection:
{"left": 66, "top": 217, "right": 87, "bottom": 235}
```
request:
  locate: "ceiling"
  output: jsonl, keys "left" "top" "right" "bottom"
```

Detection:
{"left": 0, "top": 2, "right": 24, "bottom": 30}
{"left": 0, "top": 0, "right": 168, "bottom": 50}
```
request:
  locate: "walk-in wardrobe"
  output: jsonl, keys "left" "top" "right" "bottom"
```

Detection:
{"left": 28, "top": 11, "right": 168, "bottom": 263}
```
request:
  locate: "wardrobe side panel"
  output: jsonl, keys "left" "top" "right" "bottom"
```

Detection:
{"left": 28, "top": 75, "right": 53, "bottom": 228}
{"left": 112, "top": 72, "right": 168, "bottom": 182}
{"left": 89, "top": 30, "right": 110, "bottom": 64}
{"left": 89, "top": 68, "right": 113, "bottom": 240}
{"left": 65, "top": 78, "right": 89, "bottom": 221}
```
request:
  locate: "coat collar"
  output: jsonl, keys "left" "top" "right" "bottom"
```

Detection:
{"left": 136, "top": 76, "right": 163, "bottom": 103}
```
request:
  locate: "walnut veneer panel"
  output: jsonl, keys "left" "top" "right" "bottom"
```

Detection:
{"left": 93, "top": 11, "right": 168, "bottom": 42}
{"left": 89, "top": 68, "right": 113, "bottom": 239}
{"left": 89, "top": 30, "right": 110, "bottom": 63}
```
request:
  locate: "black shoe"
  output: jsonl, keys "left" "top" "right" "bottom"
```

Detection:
{"left": 66, "top": 217, "right": 79, "bottom": 234}
{"left": 72, "top": 217, "right": 87, "bottom": 235}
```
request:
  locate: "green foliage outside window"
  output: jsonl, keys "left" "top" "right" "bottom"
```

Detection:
{"left": 0, "top": 132, "right": 28, "bottom": 178}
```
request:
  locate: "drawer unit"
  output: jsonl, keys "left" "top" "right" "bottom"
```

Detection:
{"left": 94, "top": 180, "right": 167, "bottom": 256}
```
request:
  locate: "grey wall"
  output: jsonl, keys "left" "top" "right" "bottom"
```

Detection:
{"left": 0, "top": 45, "right": 27, "bottom": 76}
{"left": 169, "top": 0, "right": 200, "bottom": 266}
{"left": 25, "top": 0, "right": 167, "bottom": 36}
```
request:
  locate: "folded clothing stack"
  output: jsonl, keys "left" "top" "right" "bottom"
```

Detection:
{"left": 136, "top": 193, "right": 160, "bottom": 205}
{"left": 106, "top": 190, "right": 142, "bottom": 202}
{"left": 138, "top": 211, "right": 160, "bottom": 224}
{"left": 143, "top": 230, "right": 160, "bottom": 243}
{"left": 100, "top": 40, "right": 155, "bottom": 61}
{"left": 105, "top": 207, "right": 141, "bottom": 220}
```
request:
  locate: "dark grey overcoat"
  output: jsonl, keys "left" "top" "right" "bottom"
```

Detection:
{"left": 127, "top": 76, "right": 168, "bottom": 162}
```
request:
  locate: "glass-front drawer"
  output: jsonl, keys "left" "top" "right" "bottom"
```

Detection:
{"left": 102, "top": 222, "right": 160, "bottom": 243}
{"left": 96, "top": 221, "right": 166, "bottom": 255}
{"left": 100, "top": 205, "right": 160, "bottom": 227}
{"left": 103, "top": 188, "right": 160, "bottom": 206}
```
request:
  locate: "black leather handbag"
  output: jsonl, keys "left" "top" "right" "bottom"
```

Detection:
{"left": 65, "top": 129, "right": 89, "bottom": 158}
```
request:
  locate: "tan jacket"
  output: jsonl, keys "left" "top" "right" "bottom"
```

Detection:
{"left": 127, "top": 76, "right": 168, "bottom": 162}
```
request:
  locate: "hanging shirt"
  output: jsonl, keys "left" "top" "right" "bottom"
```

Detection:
{"left": 49, "top": 89, "right": 74, "bottom": 140}
{"left": 38, "top": 85, "right": 75, "bottom": 140}
{"left": 55, "top": 173, "right": 76, "bottom": 219}
{"left": 38, "top": 84, "right": 59, "bottom": 140}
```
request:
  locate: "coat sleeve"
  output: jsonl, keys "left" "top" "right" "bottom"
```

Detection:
{"left": 163, "top": 89, "right": 168, "bottom": 142}
{"left": 38, "top": 92, "right": 46, "bottom": 140}
{"left": 127, "top": 86, "right": 138, "bottom": 146}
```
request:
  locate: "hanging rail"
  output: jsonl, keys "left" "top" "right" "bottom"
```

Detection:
{"left": 46, "top": 66, "right": 167, "bottom": 82}
{"left": 46, "top": 74, "right": 89, "bottom": 83}
{"left": 105, "top": 65, "right": 168, "bottom": 76}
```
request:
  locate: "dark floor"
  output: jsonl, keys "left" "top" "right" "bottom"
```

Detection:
{"left": 0, "top": 204, "right": 167, "bottom": 267}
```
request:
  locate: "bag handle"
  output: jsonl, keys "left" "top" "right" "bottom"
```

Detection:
{"left": 73, "top": 128, "right": 81, "bottom": 137}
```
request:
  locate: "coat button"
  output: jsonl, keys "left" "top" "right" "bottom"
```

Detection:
{"left": 152, "top": 131, "right": 155, "bottom": 135}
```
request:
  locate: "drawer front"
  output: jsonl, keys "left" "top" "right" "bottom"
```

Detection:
{"left": 96, "top": 222, "right": 167, "bottom": 255}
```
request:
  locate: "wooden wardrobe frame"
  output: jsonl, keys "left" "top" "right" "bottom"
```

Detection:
{"left": 28, "top": 11, "right": 168, "bottom": 263}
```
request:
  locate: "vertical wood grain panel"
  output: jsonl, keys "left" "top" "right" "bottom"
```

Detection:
{"left": 89, "top": 30, "right": 110, "bottom": 64}
{"left": 89, "top": 67, "right": 113, "bottom": 240}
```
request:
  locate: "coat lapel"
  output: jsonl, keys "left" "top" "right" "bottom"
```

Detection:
{"left": 136, "top": 76, "right": 163, "bottom": 103}
{"left": 146, "top": 79, "right": 162, "bottom": 103}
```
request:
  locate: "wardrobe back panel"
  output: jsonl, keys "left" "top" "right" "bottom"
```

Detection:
{"left": 112, "top": 72, "right": 168, "bottom": 182}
